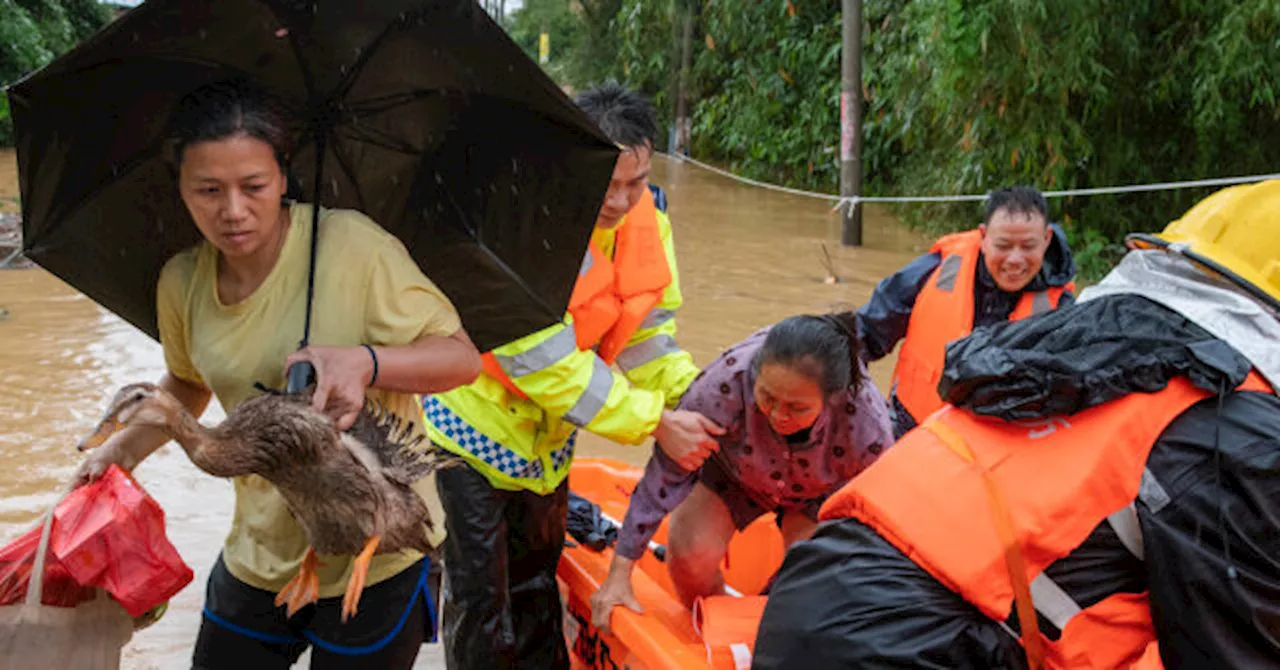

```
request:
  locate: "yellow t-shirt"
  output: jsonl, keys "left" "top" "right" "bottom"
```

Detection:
{"left": 156, "top": 202, "right": 461, "bottom": 597}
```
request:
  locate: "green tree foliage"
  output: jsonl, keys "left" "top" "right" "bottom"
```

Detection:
{"left": 612, "top": 0, "right": 680, "bottom": 132}
{"left": 586, "top": 0, "right": 1280, "bottom": 276}
{"left": 574, "top": 0, "right": 624, "bottom": 86}
{"left": 0, "top": 0, "right": 111, "bottom": 145}
{"left": 690, "top": 0, "right": 842, "bottom": 191}
{"left": 506, "top": 0, "right": 584, "bottom": 84}
{"left": 863, "top": 0, "right": 1280, "bottom": 264}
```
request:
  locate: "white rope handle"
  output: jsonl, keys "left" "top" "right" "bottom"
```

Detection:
{"left": 25, "top": 507, "right": 58, "bottom": 606}
{"left": 24, "top": 486, "right": 77, "bottom": 606}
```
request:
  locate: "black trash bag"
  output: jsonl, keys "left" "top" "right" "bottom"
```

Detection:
{"left": 939, "top": 295, "right": 1251, "bottom": 421}
{"left": 566, "top": 492, "right": 618, "bottom": 552}
{"left": 754, "top": 518, "right": 1029, "bottom": 670}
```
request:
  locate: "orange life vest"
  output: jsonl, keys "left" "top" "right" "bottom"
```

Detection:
{"left": 480, "top": 187, "right": 672, "bottom": 398}
{"left": 892, "top": 230, "right": 1075, "bottom": 424}
{"left": 821, "top": 371, "right": 1273, "bottom": 669}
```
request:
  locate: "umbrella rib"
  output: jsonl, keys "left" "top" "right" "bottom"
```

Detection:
{"left": 329, "top": 7, "right": 428, "bottom": 104}
{"left": 30, "top": 143, "right": 165, "bottom": 248}
{"left": 327, "top": 133, "right": 367, "bottom": 212}
{"left": 433, "top": 185, "right": 561, "bottom": 319}
{"left": 343, "top": 89, "right": 461, "bottom": 117}
{"left": 333, "top": 125, "right": 421, "bottom": 156}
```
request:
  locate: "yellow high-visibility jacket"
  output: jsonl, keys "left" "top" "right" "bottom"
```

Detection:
{"left": 423, "top": 196, "right": 699, "bottom": 494}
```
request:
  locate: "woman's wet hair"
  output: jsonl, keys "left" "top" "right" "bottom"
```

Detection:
{"left": 752, "top": 312, "right": 863, "bottom": 397}
{"left": 165, "top": 78, "right": 295, "bottom": 170}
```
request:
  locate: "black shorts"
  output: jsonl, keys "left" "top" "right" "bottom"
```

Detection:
{"left": 699, "top": 457, "right": 824, "bottom": 531}
{"left": 192, "top": 554, "right": 438, "bottom": 670}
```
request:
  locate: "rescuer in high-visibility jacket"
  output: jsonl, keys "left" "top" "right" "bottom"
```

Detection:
{"left": 856, "top": 186, "right": 1077, "bottom": 439}
{"left": 423, "top": 82, "right": 722, "bottom": 670}
{"left": 754, "top": 179, "right": 1280, "bottom": 670}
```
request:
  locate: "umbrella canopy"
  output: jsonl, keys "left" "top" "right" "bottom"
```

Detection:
{"left": 8, "top": 0, "right": 618, "bottom": 352}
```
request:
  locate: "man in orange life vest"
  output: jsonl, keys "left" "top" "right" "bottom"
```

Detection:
{"left": 856, "top": 186, "right": 1077, "bottom": 439}
{"left": 424, "top": 83, "right": 721, "bottom": 669}
{"left": 753, "top": 180, "right": 1280, "bottom": 669}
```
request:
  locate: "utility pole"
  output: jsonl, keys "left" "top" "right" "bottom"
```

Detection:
{"left": 840, "top": 0, "right": 863, "bottom": 246}
{"left": 673, "top": 1, "right": 695, "bottom": 155}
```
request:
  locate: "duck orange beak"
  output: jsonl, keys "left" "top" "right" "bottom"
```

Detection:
{"left": 77, "top": 416, "right": 123, "bottom": 452}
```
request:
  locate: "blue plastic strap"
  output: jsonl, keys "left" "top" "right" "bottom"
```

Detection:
{"left": 204, "top": 558, "right": 436, "bottom": 654}
{"left": 303, "top": 557, "right": 435, "bottom": 656}
{"left": 202, "top": 607, "right": 303, "bottom": 646}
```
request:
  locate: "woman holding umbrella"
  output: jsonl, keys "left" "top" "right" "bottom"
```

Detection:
{"left": 76, "top": 78, "right": 482, "bottom": 668}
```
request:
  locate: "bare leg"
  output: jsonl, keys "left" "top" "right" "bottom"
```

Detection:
{"left": 666, "top": 482, "right": 738, "bottom": 608}
{"left": 778, "top": 510, "right": 818, "bottom": 550}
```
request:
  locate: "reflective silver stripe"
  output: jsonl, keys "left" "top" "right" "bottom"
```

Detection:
{"left": 1031, "top": 290, "right": 1052, "bottom": 314}
{"left": 640, "top": 308, "right": 676, "bottom": 330}
{"left": 1107, "top": 503, "right": 1145, "bottom": 560}
{"left": 935, "top": 254, "right": 963, "bottom": 291}
{"left": 579, "top": 250, "right": 593, "bottom": 276}
{"left": 1138, "top": 468, "right": 1170, "bottom": 514}
{"left": 1030, "top": 572, "right": 1082, "bottom": 631}
{"left": 615, "top": 334, "right": 681, "bottom": 372}
{"left": 563, "top": 358, "right": 613, "bottom": 427}
{"left": 493, "top": 326, "right": 578, "bottom": 377}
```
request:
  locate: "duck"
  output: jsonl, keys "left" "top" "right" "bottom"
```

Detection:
{"left": 76, "top": 381, "right": 450, "bottom": 622}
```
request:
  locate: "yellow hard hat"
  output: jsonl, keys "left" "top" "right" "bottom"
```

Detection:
{"left": 1127, "top": 179, "right": 1280, "bottom": 311}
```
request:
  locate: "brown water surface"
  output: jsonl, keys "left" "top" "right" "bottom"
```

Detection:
{"left": 0, "top": 151, "right": 922, "bottom": 668}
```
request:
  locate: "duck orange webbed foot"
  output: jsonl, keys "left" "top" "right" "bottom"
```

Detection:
{"left": 341, "top": 535, "right": 381, "bottom": 623}
{"left": 275, "top": 546, "right": 322, "bottom": 618}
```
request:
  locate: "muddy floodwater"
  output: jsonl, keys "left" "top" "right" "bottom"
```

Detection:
{"left": 0, "top": 149, "right": 924, "bottom": 668}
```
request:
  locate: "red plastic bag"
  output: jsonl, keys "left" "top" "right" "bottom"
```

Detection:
{"left": 0, "top": 465, "right": 192, "bottom": 618}
{"left": 0, "top": 524, "right": 94, "bottom": 608}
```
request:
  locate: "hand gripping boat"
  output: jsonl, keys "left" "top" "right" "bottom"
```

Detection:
{"left": 557, "top": 458, "right": 787, "bottom": 670}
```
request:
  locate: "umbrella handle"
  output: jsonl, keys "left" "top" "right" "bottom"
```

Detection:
{"left": 286, "top": 360, "right": 315, "bottom": 393}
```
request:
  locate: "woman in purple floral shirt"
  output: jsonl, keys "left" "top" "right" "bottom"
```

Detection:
{"left": 590, "top": 313, "right": 894, "bottom": 631}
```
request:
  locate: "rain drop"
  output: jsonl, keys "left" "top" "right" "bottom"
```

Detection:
{"left": 512, "top": 159, "right": 519, "bottom": 174}
{"left": 199, "top": 29, "right": 207, "bottom": 41}
{"left": 542, "top": 239, "right": 551, "bottom": 251}
{"left": 510, "top": 185, "right": 518, "bottom": 197}
{"left": 331, "top": 178, "right": 340, "bottom": 196}
{"left": 488, "top": 184, "right": 497, "bottom": 194}
{"left": 390, "top": 175, "right": 399, "bottom": 186}
{"left": 541, "top": 205, "right": 551, "bottom": 216}
{"left": 434, "top": 173, "right": 444, "bottom": 185}
{"left": 132, "top": 32, "right": 140, "bottom": 43}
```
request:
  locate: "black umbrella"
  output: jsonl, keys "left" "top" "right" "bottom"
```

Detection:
{"left": 7, "top": 0, "right": 618, "bottom": 354}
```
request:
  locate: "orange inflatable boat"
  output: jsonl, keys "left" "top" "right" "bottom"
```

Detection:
{"left": 557, "top": 458, "right": 787, "bottom": 670}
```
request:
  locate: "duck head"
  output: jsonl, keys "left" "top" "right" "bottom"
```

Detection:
{"left": 78, "top": 382, "right": 180, "bottom": 451}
